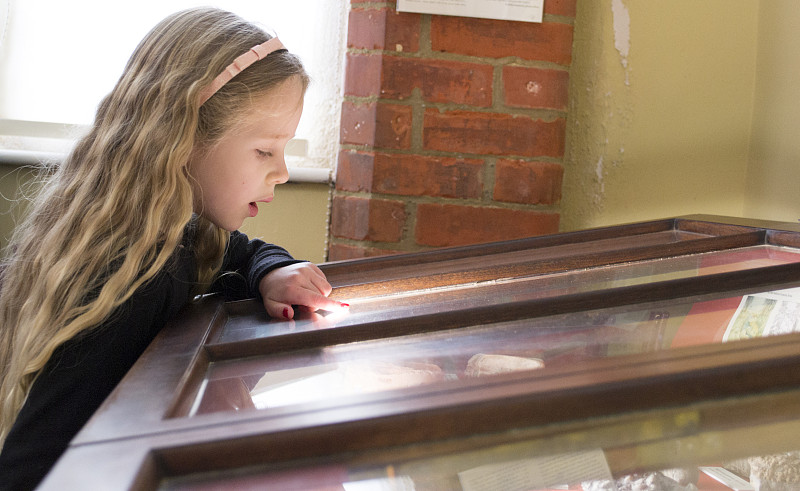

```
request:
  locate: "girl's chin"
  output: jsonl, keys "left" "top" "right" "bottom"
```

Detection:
{"left": 195, "top": 211, "right": 244, "bottom": 232}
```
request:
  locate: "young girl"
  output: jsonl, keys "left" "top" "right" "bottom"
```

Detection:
{"left": 0, "top": 7, "right": 346, "bottom": 488}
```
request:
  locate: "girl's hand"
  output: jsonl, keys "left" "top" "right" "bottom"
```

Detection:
{"left": 258, "top": 263, "right": 348, "bottom": 320}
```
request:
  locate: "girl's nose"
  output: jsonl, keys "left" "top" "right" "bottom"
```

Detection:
{"left": 270, "top": 157, "right": 290, "bottom": 184}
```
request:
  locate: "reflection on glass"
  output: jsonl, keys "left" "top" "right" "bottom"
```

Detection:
{"left": 189, "top": 286, "right": 800, "bottom": 417}
{"left": 248, "top": 360, "right": 446, "bottom": 410}
{"left": 193, "top": 246, "right": 800, "bottom": 417}
{"left": 162, "top": 442, "right": 800, "bottom": 490}
{"left": 336, "top": 449, "right": 800, "bottom": 491}
{"left": 455, "top": 448, "right": 613, "bottom": 490}
{"left": 217, "top": 245, "right": 800, "bottom": 344}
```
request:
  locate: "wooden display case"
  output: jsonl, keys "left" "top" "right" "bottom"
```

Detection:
{"left": 41, "top": 216, "right": 800, "bottom": 490}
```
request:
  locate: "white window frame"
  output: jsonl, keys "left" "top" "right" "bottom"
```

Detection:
{"left": 0, "top": 0, "right": 347, "bottom": 183}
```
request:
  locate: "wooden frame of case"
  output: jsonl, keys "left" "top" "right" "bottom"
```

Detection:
{"left": 40, "top": 215, "right": 800, "bottom": 489}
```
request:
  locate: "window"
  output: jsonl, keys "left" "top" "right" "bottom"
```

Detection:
{"left": 0, "top": 0, "right": 346, "bottom": 180}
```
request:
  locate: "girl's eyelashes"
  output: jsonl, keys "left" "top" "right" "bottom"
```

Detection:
{"left": 256, "top": 149, "right": 273, "bottom": 158}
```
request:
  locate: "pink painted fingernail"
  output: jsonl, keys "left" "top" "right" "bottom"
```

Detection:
{"left": 283, "top": 307, "right": 290, "bottom": 318}
{"left": 340, "top": 303, "right": 350, "bottom": 308}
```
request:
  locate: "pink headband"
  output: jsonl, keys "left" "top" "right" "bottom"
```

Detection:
{"left": 198, "top": 37, "right": 285, "bottom": 106}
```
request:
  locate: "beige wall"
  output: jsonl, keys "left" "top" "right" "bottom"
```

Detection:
{"left": 746, "top": 1, "right": 800, "bottom": 222}
{"left": 240, "top": 182, "right": 332, "bottom": 264}
{"left": 0, "top": 163, "right": 36, "bottom": 250}
{"left": 0, "top": 164, "right": 332, "bottom": 264}
{"left": 564, "top": 0, "right": 798, "bottom": 231}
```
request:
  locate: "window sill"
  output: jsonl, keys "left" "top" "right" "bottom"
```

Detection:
{"left": 0, "top": 121, "right": 332, "bottom": 184}
{"left": 0, "top": 148, "right": 332, "bottom": 184}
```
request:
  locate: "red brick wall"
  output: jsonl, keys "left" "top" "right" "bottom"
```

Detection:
{"left": 329, "top": 0, "right": 576, "bottom": 260}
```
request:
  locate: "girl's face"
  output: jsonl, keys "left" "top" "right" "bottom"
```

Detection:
{"left": 189, "top": 76, "right": 304, "bottom": 231}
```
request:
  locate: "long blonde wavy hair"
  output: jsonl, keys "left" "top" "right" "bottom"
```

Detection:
{"left": 0, "top": 7, "right": 309, "bottom": 445}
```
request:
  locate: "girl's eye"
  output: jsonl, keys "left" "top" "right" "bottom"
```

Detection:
{"left": 256, "top": 149, "right": 273, "bottom": 158}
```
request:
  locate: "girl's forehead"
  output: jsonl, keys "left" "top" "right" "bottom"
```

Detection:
{"left": 244, "top": 79, "right": 304, "bottom": 117}
{"left": 227, "top": 85, "right": 304, "bottom": 139}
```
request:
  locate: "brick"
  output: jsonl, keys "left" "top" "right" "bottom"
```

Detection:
{"left": 331, "top": 196, "right": 406, "bottom": 242}
{"left": 378, "top": 153, "right": 484, "bottom": 198}
{"left": 381, "top": 56, "right": 493, "bottom": 106}
{"left": 336, "top": 151, "right": 484, "bottom": 199}
{"left": 493, "top": 160, "right": 563, "bottom": 205}
{"left": 328, "top": 243, "right": 403, "bottom": 261}
{"left": 385, "top": 11, "right": 421, "bottom": 53}
{"left": 375, "top": 103, "right": 413, "bottom": 149}
{"left": 415, "top": 203, "right": 559, "bottom": 247}
{"left": 344, "top": 54, "right": 493, "bottom": 104}
{"left": 340, "top": 102, "right": 412, "bottom": 149}
{"left": 348, "top": 9, "right": 386, "bottom": 50}
{"left": 348, "top": 9, "right": 420, "bottom": 52}
{"left": 340, "top": 101, "right": 376, "bottom": 146}
{"left": 335, "top": 150, "right": 374, "bottom": 192}
{"left": 424, "top": 109, "right": 565, "bottom": 158}
{"left": 503, "top": 66, "right": 569, "bottom": 111}
{"left": 545, "top": 0, "right": 577, "bottom": 17}
{"left": 344, "top": 53, "right": 383, "bottom": 97}
{"left": 431, "top": 16, "right": 574, "bottom": 65}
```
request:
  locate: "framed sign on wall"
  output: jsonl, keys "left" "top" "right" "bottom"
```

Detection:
{"left": 397, "top": 0, "right": 544, "bottom": 23}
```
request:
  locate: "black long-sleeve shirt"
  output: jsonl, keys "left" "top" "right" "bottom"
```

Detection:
{"left": 0, "top": 231, "right": 300, "bottom": 489}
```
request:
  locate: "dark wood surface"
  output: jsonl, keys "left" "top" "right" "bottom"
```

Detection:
{"left": 40, "top": 216, "right": 800, "bottom": 490}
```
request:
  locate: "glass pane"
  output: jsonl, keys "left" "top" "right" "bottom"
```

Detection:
{"left": 190, "top": 284, "right": 800, "bottom": 416}
{"left": 325, "top": 229, "right": 711, "bottom": 287}
{"left": 163, "top": 390, "right": 800, "bottom": 490}
{"left": 218, "top": 245, "right": 800, "bottom": 344}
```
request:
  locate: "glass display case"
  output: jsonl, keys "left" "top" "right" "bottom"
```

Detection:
{"left": 40, "top": 216, "right": 800, "bottom": 490}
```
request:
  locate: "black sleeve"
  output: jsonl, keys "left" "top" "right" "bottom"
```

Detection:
{"left": 0, "top": 262, "right": 195, "bottom": 491}
{"left": 210, "top": 231, "right": 303, "bottom": 301}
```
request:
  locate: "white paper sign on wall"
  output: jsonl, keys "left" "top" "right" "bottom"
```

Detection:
{"left": 397, "top": 0, "right": 544, "bottom": 23}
